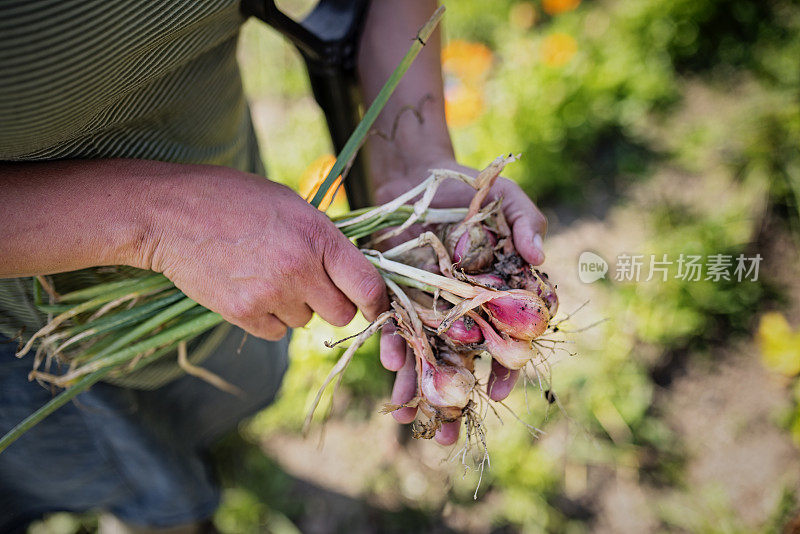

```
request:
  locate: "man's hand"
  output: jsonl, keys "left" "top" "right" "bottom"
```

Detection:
{"left": 2, "top": 159, "right": 388, "bottom": 340}
{"left": 142, "top": 165, "right": 389, "bottom": 340}
{"left": 376, "top": 158, "right": 547, "bottom": 445}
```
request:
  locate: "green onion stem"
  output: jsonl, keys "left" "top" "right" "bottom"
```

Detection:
{"left": 382, "top": 273, "right": 438, "bottom": 294}
{"left": 19, "top": 276, "right": 175, "bottom": 357}
{"left": 0, "top": 310, "right": 222, "bottom": 453}
{"left": 33, "top": 276, "right": 43, "bottom": 306}
{"left": 309, "top": 6, "right": 445, "bottom": 208}
{"left": 58, "top": 274, "right": 168, "bottom": 303}
{"left": 79, "top": 297, "right": 199, "bottom": 366}
{"left": 75, "top": 308, "right": 219, "bottom": 375}
{"left": 52, "top": 292, "right": 186, "bottom": 354}
{"left": 60, "top": 291, "right": 184, "bottom": 338}
{"left": 35, "top": 303, "right": 81, "bottom": 314}
{"left": 381, "top": 273, "right": 463, "bottom": 307}
{"left": 365, "top": 254, "right": 477, "bottom": 298}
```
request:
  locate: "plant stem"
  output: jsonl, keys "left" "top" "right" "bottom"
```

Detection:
{"left": 0, "top": 371, "right": 106, "bottom": 453}
{"left": 74, "top": 310, "right": 221, "bottom": 376}
{"left": 73, "top": 297, "right": 199, "bottom": 369}
{"left": 19, "top": 276, "right": 175, "bottom": 356}
{"left": 35, "top": 303, "right": 80, "bottom": 314}
{"left": 60, "top": 291, "right": 183, "bottom": 338}
{"left": 0, "top": 311, "right": 222, "bottom": 453}
{"left": 53, "top": 292, "right": 187, "bottom": 356}
{"left": 382, "top": 274, "right": 463, "bottom": 306}
{"left": 58, "top": 274, "right": 167, "bottom": 303}
{"left": 365, "top": 253, "right": 478, "bottom": 297}
{"left": 383, "top": 273, "right": 437, "bottom": 293}
{"left": 309, "top": 6, "right": 445, "bottom": 208}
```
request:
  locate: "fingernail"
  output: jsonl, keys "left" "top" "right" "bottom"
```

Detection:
{"left": 533, "top": 233, "right": 545, "bottom": 263}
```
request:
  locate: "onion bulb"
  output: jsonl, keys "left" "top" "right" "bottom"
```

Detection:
{"left": 445, "top": 223, "right": 496, "bottom": 273}
{"left": 515, "top": 268, "right": 559, "bottom": 315}
{"left": 483, "top": 293, "right": 550, "bottom": 341}
{"left": 418, "top": 357, "right": 475, "bottom": 409}
{"left": 415, "top": 305, "right": 483, "bottom": 345}
{"left": 470, "top": 313, "right": 534, "bottom": 370}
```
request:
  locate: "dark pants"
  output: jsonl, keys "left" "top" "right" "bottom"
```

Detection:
{"left": 0, "top": 328, "right": 289, "bottom": 531}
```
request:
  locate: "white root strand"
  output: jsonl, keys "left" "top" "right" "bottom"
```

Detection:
{"left": 384, "top": 278, "right": 423, "bottom": 337}
{"left": 335, "top": 168, "right": 475, "bottom": 233}
{"left": 303, "top": 311, "right": 394, "bottom": 435}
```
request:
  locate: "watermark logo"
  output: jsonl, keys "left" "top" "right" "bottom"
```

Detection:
{"left": 578, "top": 251, "right": 608, "bottom": 283}
{"left": 577, "top": 252, "right": 762, "bottom": 284}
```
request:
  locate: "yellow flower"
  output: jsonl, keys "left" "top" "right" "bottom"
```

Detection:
{"left": 542, "top": 0, "right": 581, "bottom": 16}
{"left": 541, "top": 32, "right": 578, "bottom": 67}
{"left": 757, "top": 312, "right": 800, "bottom": 377}
{"left": 299, "top": 154, "right": 347, "bottom": 212}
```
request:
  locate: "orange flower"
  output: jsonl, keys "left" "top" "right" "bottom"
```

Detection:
{"left": 540, "top": 32, "right": 578, "bottom": 67}
{"left": 442, "top": 40, "right": 493, "bottom": 84}
{"left": 444, "top": 82, "right": 485, "bottom": 128}
{"left": 542, "top": 0, "right": 581, "bottom": 15}
{"left": 299, "top": 154, "right": 347, "bottom": 212}
{"left": 441, "top": 40, "right": 493, "bottom": 127}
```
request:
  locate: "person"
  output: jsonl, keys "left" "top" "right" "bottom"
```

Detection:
{"left": 0, "top": 0, "right": 547, "bottom": 531}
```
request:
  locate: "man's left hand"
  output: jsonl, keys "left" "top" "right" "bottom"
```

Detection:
{"left": 375, "top": 157, "right": 548, "bottom": 445}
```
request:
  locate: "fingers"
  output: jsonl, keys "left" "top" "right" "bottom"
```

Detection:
{"left": 305, "top": 283, "right": 357, "bottom": 327}
{"left": 323, "top": 233, "right": 389, "bottom": 321}
{"left": 233, "top": 312, "right": 288, "bottom": 341}
{"left": 512, "top": 218, "right": 546, "bottom": 266}
{"left": 380, "top": 324, "right": 406, "bottom": 371}
{"left": 496, "top": 179, "right": 548, "bottom": 266}
{"left": 435, "top": 420, "right": 461, "bottom": 446}
{"left": 275, "top": 303, "right": 313, "bottom": 329}
{"left": 487, "top": 358, "right": 519, "bottom": 401}
{"left": 390, "top": 347, "right": 417, "bottom": 424}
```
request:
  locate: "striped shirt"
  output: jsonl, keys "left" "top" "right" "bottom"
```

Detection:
{"left": 0, "top": 0, "right": 263, "bottom": 385}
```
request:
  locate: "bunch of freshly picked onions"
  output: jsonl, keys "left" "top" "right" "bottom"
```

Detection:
{"left": 305, "top": 154, "right": 560, "bottom": 443}
{"left": 0, "top": 154, "right": 560, "bottom": 456}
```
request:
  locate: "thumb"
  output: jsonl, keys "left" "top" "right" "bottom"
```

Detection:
{"left": 498, "top": 182, "right": 547, "bottom": 266}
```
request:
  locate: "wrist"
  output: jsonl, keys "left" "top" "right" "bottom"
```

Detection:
{"left": 115, "top": 160, "right": 199, "bottom": 272}
{"left": 367, "top": 120, "right": 454, "bottom": 195}
{"left": 373, "top": 154, "right": 469, "bottom": 204}
{"left": 0, "top": 159, "right": 212, "bottom": 278}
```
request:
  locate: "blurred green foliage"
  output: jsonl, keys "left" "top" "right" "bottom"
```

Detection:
{"left": 215, "top": 0, "right": 800, "bottom": 532}
{"left": 448, "top": 0, "right": 677, "bottom": 203}
{"left": 447, "top": 0, "right": 800, "bottom": 206}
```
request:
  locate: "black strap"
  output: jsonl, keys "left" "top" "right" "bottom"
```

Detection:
{"left": 240, "top": 0, "right": 374, "bottom": 209}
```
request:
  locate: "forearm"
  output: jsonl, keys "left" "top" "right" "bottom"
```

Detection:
{"left": 358, "top": 0, "right": 454, "bottom": 196}
{"left": 0, "top": 159, "right": 168, "bottom": 277}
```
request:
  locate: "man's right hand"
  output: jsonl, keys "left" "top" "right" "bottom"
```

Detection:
{"left": 1, "top": 160, "right": 388, "bottom": 340}
{"left": 141, "top": 165, "right": 389, "bottom": 340}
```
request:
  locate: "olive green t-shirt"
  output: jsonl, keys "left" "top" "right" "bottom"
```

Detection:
{"left": 0, "top": 0, "right": 263, "bottom": 384}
